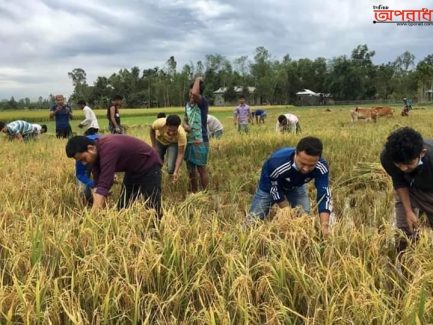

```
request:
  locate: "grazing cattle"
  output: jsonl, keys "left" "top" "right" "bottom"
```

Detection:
{"left": 351, "top": 107, "right": 377, "bottom": 122}
{"left": 372, "top": 106, "right": 394, "bottom": 118}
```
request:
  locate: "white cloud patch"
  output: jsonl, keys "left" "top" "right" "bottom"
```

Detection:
{"left": 0, "top": 0, "right": 432, "bottom": 99}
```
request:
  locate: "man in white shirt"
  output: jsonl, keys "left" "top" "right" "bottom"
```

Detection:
{"left": 32, "top": 123, "right": 48, "bottom": 139}
{"left": 276, "top": 113, "right": 301, "bottom": 134}
{"left": 207, "top": 114, "right": 224, "bottom": 139}
{"left": 77, "top": 100, "right": 99, "bottom": 135}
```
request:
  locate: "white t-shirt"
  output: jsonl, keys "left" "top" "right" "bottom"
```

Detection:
{"left": 81, "top": 106, "right": 99, "bottom": 129}
{"left": 207, "top": 114, "right": 224, "bottom": 133}
{"left": 276, "top": 113, "right": 299, "bottom": 132}
{"left": 32, "top": 124, "right": 42, "bottom": 134}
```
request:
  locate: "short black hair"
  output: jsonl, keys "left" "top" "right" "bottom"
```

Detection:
{"left": 296, "top": 136, "right": 323, "bottom": 157}
{"left": 77, "top": 100, "right": 86, "bottom": 106}
{"left": 278, "top": 115, "right": 287, "bottom": 124}
{"left": 239, "top": 94, "right": 245, "bottom": 99}
{"left": 384, "top": 127, "right": 424, "bottom": 164}
{"left": 157, "top": 112, "right": 166, "bottom": 118}
{"left": 189, "top": 80, "right": 205, "bottom": 94}
{"left": 41, "top": 125, "right": 47, "bottom": 133}
{"left": 65, "top": 136, "right": 96, "bottom": 158}
{"left": 112, "top": 95, "right": 123, "bottom": 101}
{"left": 0, "top": 121, "right": 6, "bottom": 130}
{"left": 166, "top": 115, "right": 181, "bottom": 127}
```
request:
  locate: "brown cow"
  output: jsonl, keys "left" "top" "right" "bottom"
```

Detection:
{"left": 372, "top": 106, "right": 394, "bottom": 118}
{"left": 351, "top": 107, "right": 378, "bottom": 122}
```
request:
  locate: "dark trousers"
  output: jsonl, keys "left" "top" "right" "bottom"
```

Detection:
{"left": 56, "top": 126, "right": 72, "bottom": 139}
{"left": 117, "top": 166, "right": 162, "bottom": 219}
{"left": 395, "top": 188, "right": 433, "bottom": 252}
{"left": 84, "top": 128, "right": 99, "bottom": 135}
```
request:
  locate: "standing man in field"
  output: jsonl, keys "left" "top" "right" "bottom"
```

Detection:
{"left": 107, "top": 95, "right": 124, "bottom": 134}
{"left": 248, "top": 136, "right": 332, "bottom": 236}
{"left": 77, "top": 100, "right": 99, "bottom": 135}
{"left": 207, "top": 114, "right": 224, "bottom": 139}
{"left": 276, "top": 113, "right": 301, "bottom": 134}
{"left": 183, "top": 77, "right": 209, "bottom": 192}
{"left": 66, "top": 134, "right": 163, "bottom": 218}
{"left": 380, "top": 127, "right": 433, "bottom": 251}
{"left": 50, "top": 94, "right": 73, "bottom": 138}
{"left": 0, "top": 120, "right": 47, "bottom": 141}
{"left": 150, "top": 114, "right": 186, "bottom": 182}
{"left": 234, "top": 95, "right": 251, "bottom": 133}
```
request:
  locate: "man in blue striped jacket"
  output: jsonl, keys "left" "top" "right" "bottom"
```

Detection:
{"left": 0, "top": 120, "right": 47, "bottom": 141}
{"left": 249, "top": 136, "right": 332, "bottom": 235}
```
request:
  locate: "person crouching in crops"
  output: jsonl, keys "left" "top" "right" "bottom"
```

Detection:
{"left": 150, "top": 114, "right": 186, "bottom": 183}
{"left": 0, "top": 120, "right": 47, "bottom": 141}
{"left": 66, "top": 134, "right": 163, "bottom": 218}
{"left": 380, "top": 127, "right": 433, "bottom": 252}
{"left": 276, "top": 114, "right": 301, "bottom": 134}
{"left": 75, "top": 133, "right": 100, "bottom": 206}
{"left": 248, "top": 136, "right": 333, "bottom": 236}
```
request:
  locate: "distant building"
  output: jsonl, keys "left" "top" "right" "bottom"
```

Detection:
{"left": 296, "top": 89, "right": 331, "bottom": 106}
{"left": 213, "top": 86, "right": 257, "bottom": 106}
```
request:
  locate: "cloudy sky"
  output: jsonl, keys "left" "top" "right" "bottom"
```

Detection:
{"left": 0, "top": 0, "right": 432, "bottom": 100}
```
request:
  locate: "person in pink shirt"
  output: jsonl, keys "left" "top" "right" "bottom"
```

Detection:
{"left": 234, "top": 95, "right": 251, "bottom": 133}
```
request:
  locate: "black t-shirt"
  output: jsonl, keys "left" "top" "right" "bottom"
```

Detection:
{"left": 381, "top": 140, "right": 433, "bottom": 191}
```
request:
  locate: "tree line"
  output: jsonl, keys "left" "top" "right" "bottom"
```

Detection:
{"left": 1, "top": 44, "right": 433, "bottom": 110}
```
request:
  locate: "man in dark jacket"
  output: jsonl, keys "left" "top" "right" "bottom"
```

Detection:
{"left": 381, "top": 127, "right": 433, "bottom": 250}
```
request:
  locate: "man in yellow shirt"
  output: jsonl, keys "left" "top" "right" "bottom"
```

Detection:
{"left": 150, "top": 115, "right": 186, "bottom": 182}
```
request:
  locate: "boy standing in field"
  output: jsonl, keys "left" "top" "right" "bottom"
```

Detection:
{"left": 50, "top": 94, "right": 72, "bottom": 138}
{"left": 107, "top": 95, "right": 124, "bottom": 134}
{"left": 234, "top": 95, "right": 251, "bottom": 133}
{"left": 77, "top": 100, "right": 99, "bottom": 135}
{"left": 380, "top": 127, "right": 433, "bottom": 251}
{"left": 66, "top": 134, "right": 163, "bottom": 218}
{"left": 183, "top": 77, "right": 209, "bottom": 192}
{"left": 150, "top": 114, "right": 186, "bottom": 182}
{"left": 248, "top": 136, "right": 332, "bottom": 236}
{"left": 0, "top": 120, "right": 47, "bottom": 141}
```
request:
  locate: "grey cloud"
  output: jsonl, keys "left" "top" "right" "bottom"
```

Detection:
{"left": 0, "top": 0, "right": 432, "bottom": 99}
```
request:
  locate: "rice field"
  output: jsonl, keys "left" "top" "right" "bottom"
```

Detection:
{"left": 1, "top": 104, "right": 433, "bottom": 324}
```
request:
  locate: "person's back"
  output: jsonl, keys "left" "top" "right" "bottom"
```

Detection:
{"left": 276, "top": 113, "right": 300, "bottom": 134}
{"left": 5, "top": 120, "right": 34, "bottom": 140}
{"left": 95, "top": 135, "right": 161, "bottom": 179}
{"left": 255, "top": 109, "right": 266, "bottom": 124}
{"left": 207, "top": 114, "right": 224, "bottom": 139}
{"left": 78, "top": 100, "right": 99, "bottom": 135}
{"left": 207, "top": 115, "right": 223, "bottom": 132}
{"left": 31, "top": 123, "right": 47, "bottom": 138}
